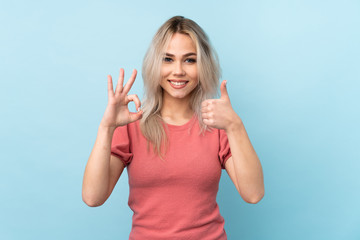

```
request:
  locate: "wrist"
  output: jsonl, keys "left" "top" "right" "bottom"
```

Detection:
{"left": 225, "top": 115, "right": 243, "bottom": 133}
{"left": 99, "top": 121, "right": 116, "bottom": 133}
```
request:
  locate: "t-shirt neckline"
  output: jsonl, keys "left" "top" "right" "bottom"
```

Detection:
{"left": 164, "top": 114, "right": 197, "bottom": 132}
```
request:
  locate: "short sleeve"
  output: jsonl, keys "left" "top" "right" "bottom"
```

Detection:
{"left": 219, "top": 129, "right": 232, "bottom": 169}
{"left": 111, "top": 125, "right": 133, "bottom": 167}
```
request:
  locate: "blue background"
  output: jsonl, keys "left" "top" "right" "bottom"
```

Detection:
{"left": 1, "top": 0, "right": 359, "bottom": 239}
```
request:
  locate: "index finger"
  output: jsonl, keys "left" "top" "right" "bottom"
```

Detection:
{"left": 123, "top": 69, "right": 137, "bottom": 93}
{"left": 201, "top": 100, "right": 211, "bottom": 108}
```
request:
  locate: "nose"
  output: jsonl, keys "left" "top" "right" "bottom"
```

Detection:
{"left": 173, "top": 61, "right": 185, "bottom": 76}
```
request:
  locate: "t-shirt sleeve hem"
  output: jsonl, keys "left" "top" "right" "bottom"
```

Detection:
{"left": 221, "top": 152, "right": 232, "bottom": 169}
{"left": 111, "top": 152, "right": 129, "bottom": 167}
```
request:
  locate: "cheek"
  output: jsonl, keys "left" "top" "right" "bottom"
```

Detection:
{"left": 186, "top": 65, "right": 198, "bottom": 81}
{"left": 191, "top": 68, "right": 198, "bottom": 82}
{"left": 161, "top": 65, "right": 171, "bottom": 77}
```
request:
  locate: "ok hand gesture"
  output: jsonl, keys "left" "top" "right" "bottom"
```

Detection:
{"left": 100, "top": 68, "right": 143, "bottom": 129}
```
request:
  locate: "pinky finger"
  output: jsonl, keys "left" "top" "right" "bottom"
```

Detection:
{"left": 201, "top": 112, "right": 208, "bottom": 119}
{"left": 107, "top": 75, "right": 115, "bottom": 97}
{"left": 203, "top": 118, "right": 213, "bottom": 126}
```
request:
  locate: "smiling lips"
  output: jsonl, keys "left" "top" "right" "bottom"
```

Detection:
{"left": 168, "top": 80, "right": 189, "bottom": 89}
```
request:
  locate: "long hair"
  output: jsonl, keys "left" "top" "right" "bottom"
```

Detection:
{"left": 140, "top": 16, "right": 221, "bottom": 156}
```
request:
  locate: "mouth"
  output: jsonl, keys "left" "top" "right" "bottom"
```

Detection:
{"left": 168, "top": 80, "right": 189, "bottom": 89}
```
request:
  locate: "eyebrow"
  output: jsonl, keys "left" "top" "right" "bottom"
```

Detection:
{"left": 165, "top": 52, "right": 197, "bottom": 57}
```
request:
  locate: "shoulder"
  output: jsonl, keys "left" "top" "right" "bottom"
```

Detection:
{"left": 113, "top": 120, "right": 142, "bottom": 142}
{"left": 128, "top": 119, "right": 140, "bottom": 130}
{"left": 190, "top": 121, "right": 222, "bottom": 145}
{"left": 126, "top": 120, "right": 146, "bottom": 141}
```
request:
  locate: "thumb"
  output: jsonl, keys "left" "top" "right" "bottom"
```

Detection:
{"left": 220, "top": 80, "right": 229, "bottom": 100}
{"left": 128, "top": 110, "right": 143, "bottom": 123}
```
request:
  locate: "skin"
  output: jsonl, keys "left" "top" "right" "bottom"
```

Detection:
{"left": 82, "top": 33, "right": 264, "bottom": 207}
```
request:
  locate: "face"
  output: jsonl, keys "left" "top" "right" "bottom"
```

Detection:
{"left": 160, "top": 33, "right": 198, "bottom": 101}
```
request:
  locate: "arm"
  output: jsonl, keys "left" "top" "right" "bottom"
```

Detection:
{"left": 82, "top": 69, "right": 142, "bottom": 207}
{"left": 224, "top": 119, "right": 264, "bottom": 204}
{"left": 201, "top": 80, "right": 264, "bottom": 204}
{"left": 82, "top": 124, "right": 125, "bottom": 207}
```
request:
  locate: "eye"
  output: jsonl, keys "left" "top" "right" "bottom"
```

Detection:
{"left": 163, "top": 57, "right": 173, "bottom": 62}
{"left": 185, "top": 58, "right": 196, "bottom": 63}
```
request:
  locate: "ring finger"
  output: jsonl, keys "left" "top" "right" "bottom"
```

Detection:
{"left": 115, "top": 68, "right": 125, "bottom": 95}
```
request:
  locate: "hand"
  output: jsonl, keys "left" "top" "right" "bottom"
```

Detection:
{"left": 201, "top": 80, "right": 242, "bottom": 131}
{"left": 100, "top": 68, "right": 143, "bottom": 129}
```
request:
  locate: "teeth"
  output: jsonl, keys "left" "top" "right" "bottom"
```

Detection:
{"left": 170, "top": 81, "right": 186, "bottom": 86}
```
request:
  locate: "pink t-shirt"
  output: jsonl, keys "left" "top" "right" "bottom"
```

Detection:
{"left": 111, "top": 115, "right": 232, "bottom": 240}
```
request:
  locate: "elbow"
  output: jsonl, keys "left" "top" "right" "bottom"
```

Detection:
{"left": 82, "top": 191, "right": 105, "bottom": 207}
{"left": 245, "top": 195, "right": 263, "bottom": 204}
{"left": 83, "top": 199, "right": 104, "bottom": 208}
{"left": 243, "top": 190, "right": 265, "bottom": 204}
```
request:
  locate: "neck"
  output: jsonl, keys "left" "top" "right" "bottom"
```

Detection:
{"left": 160, "top": 92, "right": 194, "bottom": 125}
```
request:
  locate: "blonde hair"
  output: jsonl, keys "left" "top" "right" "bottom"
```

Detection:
{"left": 140, "top": 16, "right": 221, "bottom": 156}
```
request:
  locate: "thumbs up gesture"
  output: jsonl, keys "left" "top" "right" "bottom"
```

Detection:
{"left": 201, "top": 80, "right": 242, "bottom": 131}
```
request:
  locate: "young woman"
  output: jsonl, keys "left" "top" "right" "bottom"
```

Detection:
{"left": 82, "top": 16, "right": 264, "bottom": 239}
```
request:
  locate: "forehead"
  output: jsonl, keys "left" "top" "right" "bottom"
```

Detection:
{"left": 166, "top": 33, "right": 196, "bottom": 53}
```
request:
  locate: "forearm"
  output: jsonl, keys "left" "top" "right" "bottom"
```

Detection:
{"left": 82, "top": 123, "right": 116, "bottom": 206}
{"left": 226, "top": 118, "right": 264, "bottom": 203}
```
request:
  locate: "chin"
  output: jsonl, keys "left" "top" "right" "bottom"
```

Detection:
{"left": 170, "top": 92, "right": 189, "bottom": 99}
